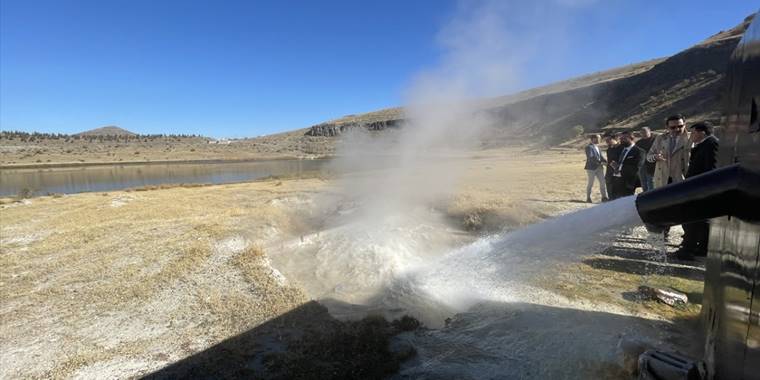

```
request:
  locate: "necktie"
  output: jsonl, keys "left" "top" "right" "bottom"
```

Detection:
{"left": 619, "top": 147, "right": 630, "bottom": 164}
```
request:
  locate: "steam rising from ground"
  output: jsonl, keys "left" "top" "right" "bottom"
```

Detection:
{"left": 333, "top": 0, "right": 590, "bottom": 218}
{"left": 306, "top": 1, "right": 536, "bottom": 308}
{"left": 280, "top": 0, "right": 614, "bottom": 310}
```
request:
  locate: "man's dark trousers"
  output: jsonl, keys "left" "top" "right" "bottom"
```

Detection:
{"left": 682, "top": 221, "right": 710, "bottom": 256}
{"left": 605, "top": 145, "right": 623, "bottom": 199}
{"left": 612, "top": 144, "right": 645, "bottom": 198}
{"left": 681, "top": 135, "right": 719, "bottom": 256}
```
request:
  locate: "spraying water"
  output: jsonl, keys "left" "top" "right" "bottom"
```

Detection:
{"left": 267, "top": 194, "right": 659, "bottom": 378}
{"left": 377, "top": 196, "right": 643, "bottom": 321}
{"left": 372, "top": 197, "right": 676, "bottom": 380}
{"left": 271, "top": 196, "right": 643, "bottom": 322}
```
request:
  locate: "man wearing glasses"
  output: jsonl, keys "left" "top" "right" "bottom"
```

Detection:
{"left": 674, "top": 122, "right": 719, "bottom": 260}
{"left": 646, "top": 114, "right": 691, "bottom": 189}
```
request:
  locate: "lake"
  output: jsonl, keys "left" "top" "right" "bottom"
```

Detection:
{"left": 0, "top": 159, "right": 332, "bottom": 197}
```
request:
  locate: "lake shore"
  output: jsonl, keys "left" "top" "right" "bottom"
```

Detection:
{"left": 0, "top": 155, "right": 330, "bottom": 170}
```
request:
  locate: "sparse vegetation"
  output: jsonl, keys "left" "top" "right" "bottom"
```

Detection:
{"left": 0, "top": 128, "right": 331, "bottom": 167}
{"left": 0, "top": 130, "right": 203, "bottom": 141}
{"left": 15, "top": 187, "right": 33, "bottom": 200}
{"left": 571, "top": 125, "right": 585, "bottom": 137}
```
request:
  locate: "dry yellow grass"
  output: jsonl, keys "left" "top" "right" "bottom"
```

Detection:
{"left": 444, "top": 147, "right": 592, "bottom": 231}
{"left": 0, "top": 148, "right": 702, "bottom": 378}
{"left": 550, "top": 261, "right": 703, "bottom": 321}
{"left": 0, "top": 178, "right": 323, "bottom": 378}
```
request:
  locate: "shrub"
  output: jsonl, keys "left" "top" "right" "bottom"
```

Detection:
{"left": 571, "top": 125, "right": 584, "bottom": 137}
{"left": 16, "top": 188, "right": 33, "bottom": 199}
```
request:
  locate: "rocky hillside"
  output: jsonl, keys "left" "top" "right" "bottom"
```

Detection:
{"left": 304, "top": 13, "right": 755, "bottom": 146}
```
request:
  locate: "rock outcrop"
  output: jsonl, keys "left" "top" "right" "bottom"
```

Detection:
{"left": 305, "top": 119, "right": 404, "bottom": 137}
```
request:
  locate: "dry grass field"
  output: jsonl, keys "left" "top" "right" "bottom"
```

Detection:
{"left": 0, "top": 148, "right": 704, "bottom": 378}
{"left": 1, "top": 178, "right": 324, "bottom": 378}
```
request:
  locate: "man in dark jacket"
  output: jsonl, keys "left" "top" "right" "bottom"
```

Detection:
{"left": 675, "top": 122, "right": 719, "bottom": 260}
{"left": 604, "top": 133, "right": 623, "bottom": 200}
{"left": 584, "top": 134, "right": 609, "bottom": 203}
{"left": 610, "top": 130, "right": 646, "bottom": 197}
{"left": 635, "top": 127, "right": 657, "bottom": 192}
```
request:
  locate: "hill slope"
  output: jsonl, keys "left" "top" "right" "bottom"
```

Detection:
{"left": 303, "top": 13, "right": 755, "bottom": 147}
{"left": 76, "top": 126, "right": 137, "bottom": 136}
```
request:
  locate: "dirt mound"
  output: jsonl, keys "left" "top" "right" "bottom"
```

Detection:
{"left": 76, "top": 125, "right": 137, "bottom": 136}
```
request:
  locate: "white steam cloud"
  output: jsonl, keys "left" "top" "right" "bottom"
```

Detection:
{"left": 291, "top": 0, "right": 598, "bottom": 306}
{"left": 335, "top": 0, "right": 586, "bottom": 213}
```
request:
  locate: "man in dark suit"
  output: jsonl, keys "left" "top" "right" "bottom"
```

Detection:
{"left": 604, "top": 133, "right": 623, "bottom": 200}
{"left": 635, "top": 127, "right": 657, "bottom": 192}
{"left": 584, "top": 134, "right": 609, "bottom": 203}
{"left": 675, "top": 122, "right": 719, "bottom": 260}
{"left": 610, "top": 130, "right": 646, "bottom": 198}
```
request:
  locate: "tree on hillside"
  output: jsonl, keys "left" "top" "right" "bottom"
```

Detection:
{"left": 571, "top": 125, "right": 584, "bottom": 137}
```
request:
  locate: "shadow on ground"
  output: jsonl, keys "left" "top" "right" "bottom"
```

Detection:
{"left": 143, "top": 300, "right": 417, "bottom": 380}
{"left": 584, "top": 257, "right": 704, "bottom": 281}
{"left": 526, "top": 198, "right": 590, "bottom": 204}
{"left": 584, "top": 245, "right": 705, "bottom": 282}
{"left": 143, "top": 299, "right": 702, "bottom": 380}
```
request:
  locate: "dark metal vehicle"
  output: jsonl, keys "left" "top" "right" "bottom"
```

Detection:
{"left": 635, "top": 11, "right": 760, "bottom": 380}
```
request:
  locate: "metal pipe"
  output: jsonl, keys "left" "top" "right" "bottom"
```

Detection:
{"left": 635, "top": 163, "right": 760, "bottom": 228}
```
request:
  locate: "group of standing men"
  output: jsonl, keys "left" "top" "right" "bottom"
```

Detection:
{"left": 583, "top": 114, "right": 720, "bottom": 260}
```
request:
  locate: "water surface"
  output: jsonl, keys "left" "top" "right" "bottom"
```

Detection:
{"left": 0, "top": 159, "right": 331, "bottom": 197}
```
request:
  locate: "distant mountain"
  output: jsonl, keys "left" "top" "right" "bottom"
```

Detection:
{"left": 76, "top": 126, "right": 137, "bottom": 136}
{"left": 303, "top": 13, "right": 756, "bottom": 146}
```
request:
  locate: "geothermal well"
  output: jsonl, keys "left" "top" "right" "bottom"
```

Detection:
{"left": 635, "top": 13, "right": 760, "bottom": 380}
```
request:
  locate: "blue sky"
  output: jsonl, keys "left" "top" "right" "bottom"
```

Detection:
{"left": 1, "top": 0, "right": 756, "bottom": 137}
